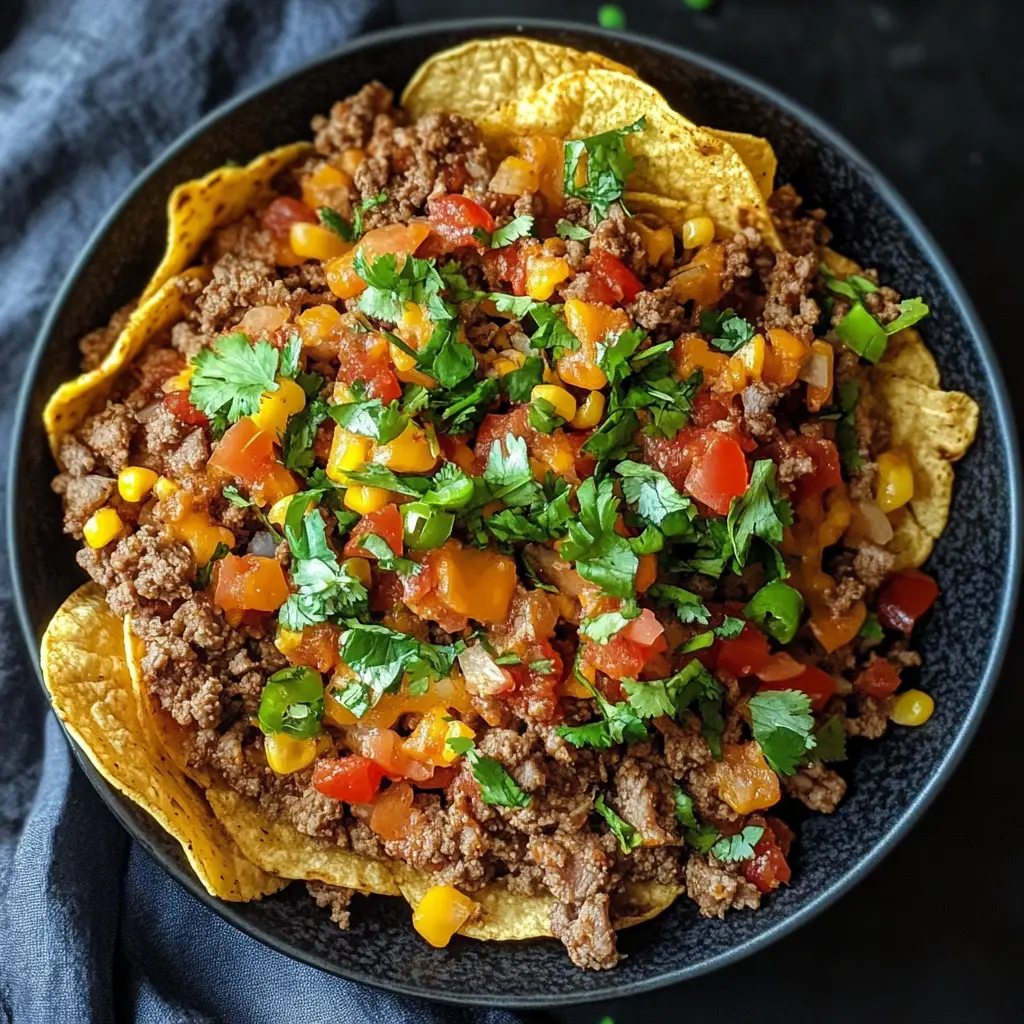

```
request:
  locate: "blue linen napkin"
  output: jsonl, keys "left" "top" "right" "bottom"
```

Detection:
{"left": 0, "top": 3, "right": 522, "bottom": 1020}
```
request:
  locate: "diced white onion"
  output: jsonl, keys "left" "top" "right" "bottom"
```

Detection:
{"left": 134, "top": 400, "right": 161, "bottom": 423}
{"left": 858, "top": 501, "right": 894, "bottom": 545}
{"left": 247, "top": 530, "right": 278, "bottom": 558}
{"left": 800, "top": 351, "right": 830, "bottom": 388}
{"left": 457, "top": 644, "right": 512, "bottom": 697}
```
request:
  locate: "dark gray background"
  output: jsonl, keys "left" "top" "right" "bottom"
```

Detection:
{"left": 391, "top": 1, "right": 1022, "bottom": 1020}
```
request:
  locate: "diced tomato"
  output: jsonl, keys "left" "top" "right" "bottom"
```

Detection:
{"left": 505, "top": 644, "right": 564, "bottom": 723}
{"left": 312, "top": 755, "right": 386, "bottom": 804}
{"left": 877, "top": 569, "right": 939, "bottom": 634}
{"left": 163, "top": 390, "right": 210, "bottom": 427}
{"left": 855, "top": 657, "right": 902, "bottom": 698}
{"left": 640, "top": 427, "right": 712, "bottom": 490}
{"left": 691, "top": 392, "right": 730, "bottom": 428}
{"left": 785, "top": 437, "right": 842, "bottom": 501}
{"left": 400, "top": 556, "right": 470, "bottom": 634}
{"left": 765, "top": 815, "right": 794, "bottom": 856}
{"left": 208, "top": 417, "right": 297, "bottom": 504}
{"left": 344, "top": 504, "right": 404, "bottom": 558}
{"left": 284, "top": 622, "right": 342, "bottom": 673}
{"left": 337, "top": 329, "right": 402, "bottom": 404}
{"left": 583, "top": 630, "right": 668, "bottom": 682}
{"left": 261, "top": 196, "right": 318, "bottom": 238}
{"left": 482, "top": 241, "right": 528, "bottom": 296}
{"left": 587, "top": 249, "right": 644, "bottom": 304}
{"left": 213, "top": 554, "right": 290, "bottom": 613}
{"left": 759, "top": 664, "right": 836, "bottom": 711}
{"left": 685, "top": 433, "right": 749, "bottom": 515}
{"left": 741, "top": 820, "right": 792, "bottom": 893}
{"left": 569, "top": 270, "right": 619, "bottom": 306}
{"left": 360, "top": 728, "right": 432, "bottom": 782}
{"left": 620, "top": 608, "right": 664, "bottom": 646}
{"left": 426, "top": 194, "right": 496, "bottom": 250}
{"left": 370, "top": 568, "right": 404, "bottom": 613}
{"left": 716, "top": 622, "right": 771, "bottom": 677}
{"left": 369, "top": 781, "right": 418, "bottom": 840}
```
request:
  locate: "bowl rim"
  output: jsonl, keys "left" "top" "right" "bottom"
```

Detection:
{"left": 9, "top": 16, "right": 1021, "bottom": 1008}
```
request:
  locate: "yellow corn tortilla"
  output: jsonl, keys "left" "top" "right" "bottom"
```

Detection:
{"left": 480, "top": 69, "right": 781, "bottom": 248}
{"left": 40, "top": 584, "right": 285, "bottom": 901}
{"left": 402, "top": 37, "right": 776, "bottom": 198}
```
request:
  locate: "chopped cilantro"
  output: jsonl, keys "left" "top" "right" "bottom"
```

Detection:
{"left": 446, "top": 736, "right": 532, "bottom": 808}
{"left": 647, "top": 584, "right": 711, "bottom": 625}
{"left": 556, "top": 662, "right": 648, "bottom": 749}
{"left": 189, "top": 332, "right": 279, "bottom": 424}
{"left": 671, "top": 516, "right": 732, "bottom": 579}
{"left": 357, "top": 533, "right": 422, "bottom": 575}
{"left": 673, "top": 786, "right": 720, "bottom": 853}
{"left": 616, "top": 460, "right": 697, "bottom": 537}
{"left": 194, "top": 542, "right": 230, "bottom": 588}
{"left": 560, "top": 476, "right": 638, "bottom": 599}
{"left": 748, "top": 689, "right": 816, "bottom": 775}
{"left": 579, "top": 602, "right": 640, "bottom": 645}
{"left": 501, "top": 355, "right": 546, "bottom": 403}
{"left": 808, "top": 715, "right": 848, "bottom": 764}
{"left": 727, "top": 459, "right": 793, "bottom": 576}
{"left": 717, "top": 616, "right": 745, "bottom": 639}
{"left": 563, "top": 117, "right": 645, "bottom": 220}
{"left": 711, "top": 826, "right": 764, "bottom": 863}
{"left": 278, "top": 334, "right": 303, "bottom": 379}
{"left": 282, "top": 397, "right": 329, "bottom": 475}
{"left": 485, "top": 215, "right": 535, "bottom": 248}
{"left": 415, "top": 319, "right": 476, "bottom": 388}
{"left": 529, "top": 658, "right": 556, "bottom": 675}
{"left": 328, "top": 397, "right": 408, "bottom": 443}
{"left": 593, "top": 793, "right": 642, "bottom": 854}
{"left": 699, "top": 308, "right": 756, "bottom": 353}
{"left": 220, "top": 484, "right": 283, "bottom": 542}
{"left": 320, "top": 192, "right": 388, "bottom": 242}
{"left": 528, "top": 303, "right": 579, "bottom": 355}
{"left": 337, "top": 623, "right": 455, "bottom": 718}
{"left": 596, "top": 327, "right": 647, "bottom": 385}
{"left": 555, "top": 218, "right": 592, "bottom": 241}
{"left": 527, "top": 395, "right": 566, "bottom": 434}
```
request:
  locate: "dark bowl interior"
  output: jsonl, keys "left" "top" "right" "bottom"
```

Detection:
{"left": 10, "top": 18, "right": 1019, "bottom": 1008}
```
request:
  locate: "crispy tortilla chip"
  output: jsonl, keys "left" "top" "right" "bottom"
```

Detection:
{"left": 877, "top": 327, "right": 941, "bottom": 389}
{"left": 142, "top": 141, "right": 313, "bottom": 302}
{"left": 872, "top": 371, "right": 979, "bottom": 569}
{"left": 480, "top": 70, "right": 780, "bottom": 247}
{"left": 41, "top": 585, "right": 284, "bottom": 901}
{"left": 401, "top": 37, "right": 636, "bottom": 121}
{"left": 43, "top": 268, "right": 207, "bottom": 456}
{"left": 706, "top": 129, "right": 777, "bottom": 198}
{"left": 206, "top": 787, "right": 402, "bottom": 896}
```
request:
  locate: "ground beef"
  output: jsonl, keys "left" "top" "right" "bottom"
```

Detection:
{"left": 528, "top": 832, "right": 618, "bottom": 904}
{"left": 611, "top": 758, "right": 676, "bottom": 846}
{"left": 761, "top": 252, "right": 820, "bottom": 342}
{"left": 306, "top": 882, "right": 355, "bottom": 930}
{"left": 312, "top": 81, "right": 397, "bottom": 155}
{"left": 550, "top": 894, "right": 620, "bottom": 971}
{"left": 590, "top": 203, "right": 647, "bottom": 276}
{"left": 845, "top": 694, "right": 892, "bottom": 739}
{"left": 52, "top": 473, "right": 115, "bottom": 537}
{"left": 164, "top": 428, "right": 209, "bottom": 478}
{"left": 783, "top": 762, "right": 847, "bottom": 813}
{"left": 79, "top": 301, "right": 135, "bottom": 371}
{"left": 75, "top": 403, "right": 136, "bottom": 475}
{"left": 774, "top": 440, "right": 815, "bottom": 484}
{"left": 769, "top": 184, "right": 830, "bottom": 256}
{"left": 628, "top": 287, "right": 689, "bottom": 337}
{"left": 685, "top": 854, "right": 761, "bottom": 918}
{"left": 193, "top": 254, "right": 299, "bottom": 334}
{"left": 852, "top": 543, "right": 895, "bottom": 590}
{"left": 740, "top": 382, "right": 781, "bottom": 439}
{"left": 823, "top": 576, "right": 867, "bottom": 618}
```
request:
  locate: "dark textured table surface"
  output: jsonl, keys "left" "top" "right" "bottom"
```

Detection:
{"left": 391, "top": 1, "right": 1023, "bottom": 1021}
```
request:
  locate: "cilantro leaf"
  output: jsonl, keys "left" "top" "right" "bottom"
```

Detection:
{"left": 318, "top": 206, "right": 354, "bottom": 242}
{"left": 559, "top": 476, "right": 638, "bottom": 599}
{"left": 489, "top": 216, "right": 535, "bottom": 248}
{"left": 673, "top": 786, "right": 720, "bottom": 853}
{"left": 189, "top": 332, "right": 279, "bottom": 424}
{"left": 563, "top": 117, "right": 646, "bottom": 220}
{"left": 430, "top": 376, "right": 500, "bottom": 434}
{"left": 579, "top": 602, "right": 640, "bottom": 645}
{"left": 488, "top": 293, "right": 539, "bottom": 318}
{"left": 478, "top": 433, "right": 541, "bottom": 507}
{"left": 808, "top": 715, "right": 848, "bottom": 763}
{"left": 279, "top": 334, "right": 303, "bottom": 379}
{"left": 328, "top": 398, "right": 408, "bottom": 443}
{"left": 621, "top": 677, "right": 676, "bottom": 719}
{"left": 671, "top": 516, "right": 732, "bottom": 579}
{"left": 597, "top": 327, "right": 647, "bottom": 385}
{"left": 884, "top": 297, "right": 930, "bottom": 335}
{"left": 351, "top": 191, "right": 387, "bottom": 238}
{"left": 647, "top": 584, "right": 711, "bottom": 625}
{"left": 748, "top": 689, "right": 816, "bottom": 775}
{"left": 556, "top": 662, "right": 648, "bottom": 749}
{"left": 220, "top": 484, "right": 283, "bottom": 542}
{"left": 527, "top": 396, "right": 566, "bottom": 434}
{"left": 501, "top": 355, "right": 546, "bottom": 404}
{"left": 416, "top": 319, "right": 476, "bottom": 389}
{"left": 727, "top": 459, "right": 793, "bottom": 573}
{"left": 282, "top": 397, "right": 329, "bottom": 475}
{"left": 446, "top": 736, "right": 532, "bottom": 808}
{"left": 699, "top": 308, "right": 756, "bottom": 353}
{"left": 529, "top": 304, "right": 579, "bottom": 355}
{"left": 194, "top": 541, "right": 230, "bottom": 588}
{"left": 357, "top": 533, "right": 422, "bottom": 575}
{"left": 556, "top": 218, "right": 593, "bottom": 240}
{"left": 485, "top": 485, "right": 573, "bottom": 543}
{"left": 581, "top": 407, "right": 640, "bottom": 462}
{"left": 711, "top": 826, "right": 764, "bottom": 863}
{"left": 616, "top": 460, "right": 696, "bottom": 537}
{"left": 337, "top": 623, "right": 455, "bottom": 718}
{"left": 594, "top": 793, "right": 643, "bottom": 853}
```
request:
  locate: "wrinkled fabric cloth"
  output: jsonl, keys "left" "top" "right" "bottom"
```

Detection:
{"left": 0, "top": 3, "right": 521, "bottom": 1021}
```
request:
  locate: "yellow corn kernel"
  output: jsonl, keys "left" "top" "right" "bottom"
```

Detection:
{"left": 682, "top": 215, "right": 715, "bottom": 248}
{"left": 343, "top": 485, "right": 392, "bottom": 515}
{"left": 524, "top": 254, "right": 571, "bottom": 301}
{"left": 876, "top": 450, "right": 915, "bottom": 513}
{"left": 267, "top": 495, "right": 294, "bottom": 527}
{"left": 634, "top": 218, "right": 675, "bottom": 266}
{"left": 175, "top": 512, "right": 235, "bottom": 566}
{"left": 264, "top": 732, "right": 318, "bottom": 775}
{"left": 289, "top": 221, "right": 352, "bottom": 262}
{"left": 488, "top": 155, "right": 540, "bottom": 196}
{"left": 412, "top": 885, "right": 479, "bottom": 948}
{"left": 326, "top": 427, "right": 371, "bottom": 484}
{"left": 153, "top": 476, "right": 179, "bottom": 501}
{"left": 735, "top": 333, "right": 766, "bottom": 379}
{"left": 570, "top": 390, "right": 605, "bottom": 429}
{"left": 82, "top": 508, "right": 124, "bottom": 549}
{"left": 117, "top": 466, "right": 158, "bottom": 503}
{"left": 342, "top": 556, "right": 372, "bottom": 587}
{"left": 890, "top": 689, "right": 934, "bottom": 727}
{"left": 373, "top": 423, "right": 437, "bottom": 473}
{"left": 493, "top": 350, "right": 526, "bottom": 377}
{"left": 251, "top": 378, "right": 306, "bottom": 439}
{"left": 300, "top": 163, "right": 352, "bottom": 210}
{"left": 442, "top": 719, "right": 476, "bottom": 764}
{"left": 162, "top": 366, "right": 194, "bottom": 393}
{"left": 296, "top": 303, "right": 343, "bottom": 345}
{"left": 274, "top": 627, "right": 303, "bottom": 658}
{"left": 531, "top": 384, "right": 576, "bottom": 423}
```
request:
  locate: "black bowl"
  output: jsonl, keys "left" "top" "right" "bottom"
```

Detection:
{"left": 9, "top": 18, "right": 1020, "bottom": 1008}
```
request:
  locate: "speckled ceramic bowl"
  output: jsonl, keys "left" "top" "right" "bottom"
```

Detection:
{"left": 9, "top": 18, "right": 1020, "bottom": 1008}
